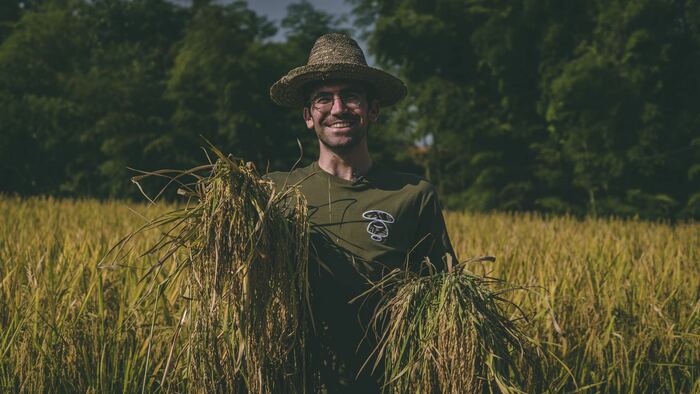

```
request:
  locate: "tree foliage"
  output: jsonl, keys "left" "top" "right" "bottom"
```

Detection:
{"left": 350, "top": 0, "right": 700, "bottom": 218}
{"left": 0, "top": 0, "right": 698, "bottom": 219}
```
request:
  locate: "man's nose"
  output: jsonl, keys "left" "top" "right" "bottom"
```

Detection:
{"left": 330, "top": 95, "right": 348, "bottom": 115}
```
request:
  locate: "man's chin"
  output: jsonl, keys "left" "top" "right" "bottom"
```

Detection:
{"left": 317, "top": 129, "right": 365, "bottom": 152}
{"left": 322, "top": 141, "right": 357, "bottom": 153}
{"left": 318, "top": 136, "right": 363, "bottom": 153}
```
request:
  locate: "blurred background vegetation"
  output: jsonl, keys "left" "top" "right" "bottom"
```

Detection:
{"left": 0, "top": 0, "right": 698, "bottom": 219}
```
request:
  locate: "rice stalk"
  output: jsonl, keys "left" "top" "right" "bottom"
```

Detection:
{"left": 124, "top": 147, "right": 312, "bottom": 393}
{"left": 364, "top": 260, "right": 544, "bottom": 393}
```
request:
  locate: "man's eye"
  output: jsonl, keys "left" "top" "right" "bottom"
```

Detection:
{"left": 343, "top": 93, "right": 361, "bottom": 102}
{"left": 314, "top": 96, "right": 333, "bottom": 104}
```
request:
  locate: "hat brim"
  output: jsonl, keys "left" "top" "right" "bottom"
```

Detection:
{"left": 270, "top": 63, "right": 407, "bottom": 107}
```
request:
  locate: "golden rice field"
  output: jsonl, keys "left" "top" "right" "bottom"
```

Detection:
{"left": 0, "top": 196, "right": 698, "bottom": 393}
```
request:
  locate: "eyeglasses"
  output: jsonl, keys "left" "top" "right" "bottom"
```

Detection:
{"left": 310, "top": 91, "right": 364, "bottom": 112}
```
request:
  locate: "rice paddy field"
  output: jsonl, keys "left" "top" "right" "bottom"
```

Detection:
{"left": 0, "top": 195, "right": 698, "bottom": 393}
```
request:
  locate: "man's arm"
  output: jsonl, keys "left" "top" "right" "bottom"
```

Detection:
{"left": 412, "top": 184, "right": 457, "bottom": 274}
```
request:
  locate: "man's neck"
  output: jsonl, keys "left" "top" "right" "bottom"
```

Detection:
{"left": 317, "top": 145, "right": 373, "bottom": 182}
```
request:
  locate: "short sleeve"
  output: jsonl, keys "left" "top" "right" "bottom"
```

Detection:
{"left": 411, "top": 184, "right": 457, "bottom": 273}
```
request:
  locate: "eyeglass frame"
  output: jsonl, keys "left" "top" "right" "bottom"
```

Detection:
{"left": 307, "top": 88, "right": 368, "bottom": 112}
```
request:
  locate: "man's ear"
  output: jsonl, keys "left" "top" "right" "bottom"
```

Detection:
{"left": 303, "top": 107, "right": 314, "bottom": 129}
{"left": 368, "top": 100, "right": 380, "bottom": 122}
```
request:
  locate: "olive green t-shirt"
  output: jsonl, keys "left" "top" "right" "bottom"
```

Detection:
{"left": 267, "top": 161, "right": 456, "bottom": 294}
{"left": 267, "top": 161, "right": 456, "bottom": 390}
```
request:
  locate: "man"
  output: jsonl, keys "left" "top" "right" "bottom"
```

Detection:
{"left": 267, "top": 33, "right": 456, "bottom": 392}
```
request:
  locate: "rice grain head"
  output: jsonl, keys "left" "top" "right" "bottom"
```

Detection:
{"left": 366, "top": 262, "right": 544, "bottom": 393}
{"left": 127, "top": 150, "right": 313, "bottom": 393}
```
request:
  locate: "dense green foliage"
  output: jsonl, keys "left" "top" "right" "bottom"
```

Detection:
{"left": 1, "top": 0, "right": 699, "bottom": 218}
{"left": 351, "top": 0, "right": 700, "bottom": 218}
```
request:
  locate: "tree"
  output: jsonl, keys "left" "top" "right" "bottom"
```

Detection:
{"left": 351, "top": 0, "right": 700, "bottom": 218}
{"left": 0, "top": 1, "right": 91, "bottom": 195}
{"left": 78, "top": 0, "right": 188, "bottom": 196}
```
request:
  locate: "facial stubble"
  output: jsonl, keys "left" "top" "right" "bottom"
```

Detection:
{"left": 315, "top": 119, "right": 369, "bottom": 154}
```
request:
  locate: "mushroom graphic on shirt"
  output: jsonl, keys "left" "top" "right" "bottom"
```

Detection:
{"left": 362, "top": 210, "right": 395, "bottom": 242}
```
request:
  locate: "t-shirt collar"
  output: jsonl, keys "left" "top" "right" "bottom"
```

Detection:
{"left": 311, "top": 161, "right": 376, "bottom": 189}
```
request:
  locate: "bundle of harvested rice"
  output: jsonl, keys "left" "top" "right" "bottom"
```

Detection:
{"left": 363, "top": 258, "right": 543, "bottom": 394}
{"left": 128, "top": 147, "right": 312, "bottom": 393}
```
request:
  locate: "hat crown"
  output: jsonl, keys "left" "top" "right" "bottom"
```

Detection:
{"left": 307, "top": 33, "right": 368, "bottom": 66}
{"left": 270, "top": 33, "right": 406, "bottom": 107}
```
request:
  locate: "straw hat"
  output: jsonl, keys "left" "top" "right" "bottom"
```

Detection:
{"left": 270, "top": 33, "right": 407, "bottom": 107}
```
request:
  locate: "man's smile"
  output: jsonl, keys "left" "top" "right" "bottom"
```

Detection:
{"left": 328, "top": 120, "right": 355, "bottom": 129}
{"left": 325, "top": 117, "right": 358, "bottom": 130}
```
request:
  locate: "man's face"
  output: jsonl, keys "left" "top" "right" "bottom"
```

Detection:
{"left": 303, "top": 81, "right": 379, "bottom": 153}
